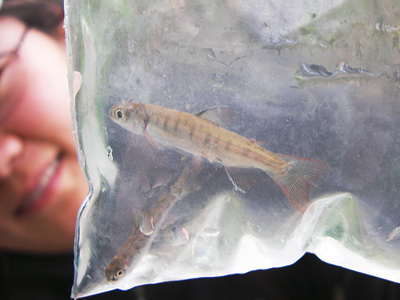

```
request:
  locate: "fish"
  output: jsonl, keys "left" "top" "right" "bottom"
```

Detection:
{"left": 109, "top": 102, "right": 329, "bottom": 213}
{"left": 105, "top": 164, "right": 199, "bottom": 282}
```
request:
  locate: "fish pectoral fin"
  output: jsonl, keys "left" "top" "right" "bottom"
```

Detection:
{"left": 196, "top": 106, "right": 235, "bottom": 128}
{"left": 139, "top": 211, "right": 155, "bottom": 236}
{"left": 201, "top": 148, "right": 217, "bottom": 163}
{"left": 143, "top": 130, "right": 161, "bottom": 149}
{"left": 224, "top": 166, "right": 259, "bottom": 193}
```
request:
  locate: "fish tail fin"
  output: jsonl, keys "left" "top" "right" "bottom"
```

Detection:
{"left": 270, "top": 154, "right": 329, "bottom": 213}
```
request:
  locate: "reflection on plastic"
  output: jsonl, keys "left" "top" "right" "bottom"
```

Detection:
{"left": 65, "top": 0, "right": 400, "bottom": 298}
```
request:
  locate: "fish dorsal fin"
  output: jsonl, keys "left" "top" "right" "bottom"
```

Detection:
{"left": 196, "top": 106, "right": 235, "bottom": 128}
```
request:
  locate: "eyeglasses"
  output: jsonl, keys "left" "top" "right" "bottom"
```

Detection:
{"left": 0, "top": 25, "right": 29, "bottom": 78}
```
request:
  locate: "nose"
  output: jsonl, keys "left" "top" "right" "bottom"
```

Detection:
{"left": 0, "top": 132, "right": 24, "bottom": 179}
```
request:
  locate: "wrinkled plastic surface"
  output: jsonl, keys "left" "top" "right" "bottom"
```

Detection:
{"left": 65, "top": 0, "right": 400, "bottom": 298}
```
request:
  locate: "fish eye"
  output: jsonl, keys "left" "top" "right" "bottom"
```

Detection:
{"left": 116, "top": 269, "right": 125, "bottom": 277}
{"left": 115, "top": 109, "right": 124, "bottom": 119}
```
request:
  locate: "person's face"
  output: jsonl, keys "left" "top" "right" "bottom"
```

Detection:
{"left": 0, "top": 17, "right": 88, "bottom": 252}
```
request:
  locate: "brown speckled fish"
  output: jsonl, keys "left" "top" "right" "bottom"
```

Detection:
{"left": 105, "top": 165, "right": 199, "bottom": 282}
{"left": 109, "top": 102, "right": 328, "bottom": 213}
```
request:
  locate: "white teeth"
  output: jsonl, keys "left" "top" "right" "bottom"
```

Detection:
{"left": 20, "top": 157, "right": 61, "bottom": 211}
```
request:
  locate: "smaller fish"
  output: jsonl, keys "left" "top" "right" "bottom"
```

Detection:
{"left": 105, "top": 165, "right": 199, "bottom": 282}
{"left": 110, "top": 102, "right": 329, "bottom": 213}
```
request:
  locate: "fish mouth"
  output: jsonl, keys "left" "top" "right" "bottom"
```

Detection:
{"left": 15, "top": 153, "right": 64, "bottom": 216}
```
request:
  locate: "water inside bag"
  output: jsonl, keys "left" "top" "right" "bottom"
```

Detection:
{"left": 65, "top": 0, "right": 400, "bottom": 297}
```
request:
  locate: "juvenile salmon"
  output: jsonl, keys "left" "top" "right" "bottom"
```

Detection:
{"left": 105, "top": 164, "right": 199, "bottom": 282}
{"left": 109, "top": 102, "right": 328, "bottom": 213}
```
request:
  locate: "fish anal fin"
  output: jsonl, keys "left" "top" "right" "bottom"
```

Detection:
{"left": 224, "top": 166, "right": 259, "bottom": 193}
{"left": 196, "top": 106, "right": 235, "bottom": 128}
{"left": 271, "top": 154, "right": 329, "bottom": 213}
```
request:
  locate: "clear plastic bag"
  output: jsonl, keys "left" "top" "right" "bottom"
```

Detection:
{"left": 65, "top": 0, "right": 400, "bottom": 298}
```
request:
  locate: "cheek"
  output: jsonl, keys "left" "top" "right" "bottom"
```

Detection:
{"left": 6, "top": 97, "right": 75, "bottom": 153}
{"left": 22, "top": 93, "right": 71, "bottom": 133}
{"left": 2, "top": 69, "right": 76, "bottom": 153}
{"left": 1, "top": 30, "right": 77, "bottom": 154}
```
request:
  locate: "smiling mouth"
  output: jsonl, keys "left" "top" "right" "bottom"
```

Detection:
{"left": 15, "top": 153, "right": 63, "bottom": 216}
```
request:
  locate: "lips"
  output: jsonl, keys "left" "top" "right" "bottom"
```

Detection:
{"left": 15, "top": 153, "right": 63, "bottom": 216}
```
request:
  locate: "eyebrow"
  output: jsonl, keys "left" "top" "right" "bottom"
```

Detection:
{"left": 0, "top": 26, "right": 30, "bottom": 78}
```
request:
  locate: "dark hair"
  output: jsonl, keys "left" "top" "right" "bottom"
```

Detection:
{"left": 0, "top": 0, "right": 63, "bottom": 33}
